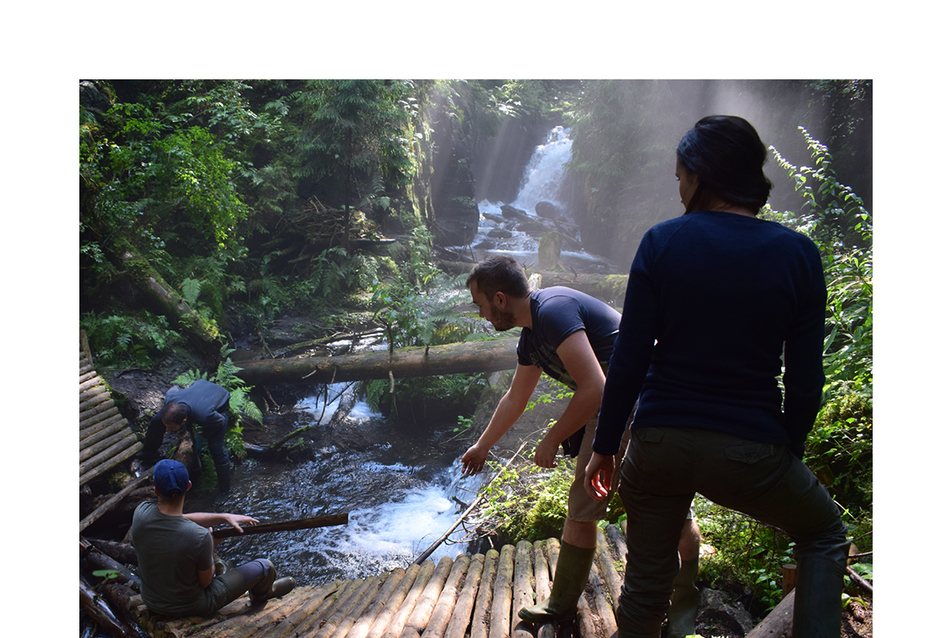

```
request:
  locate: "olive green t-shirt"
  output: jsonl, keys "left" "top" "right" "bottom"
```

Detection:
{"left": 130, "top": 501, "right": 213, "bottom": 615}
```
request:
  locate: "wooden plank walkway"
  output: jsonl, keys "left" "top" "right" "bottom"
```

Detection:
{"left": 80, "top": 331, "right": 142, "bottom": 486}
{"left": 129, "top": 525, "right": 630, "bottom": 638}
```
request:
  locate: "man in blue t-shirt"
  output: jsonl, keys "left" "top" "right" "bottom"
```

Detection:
{"left": 461, "top": 255, "right": 700, "bottom": 631}
{"left": 140, "top": 379, "right": 233, "bottom": 494}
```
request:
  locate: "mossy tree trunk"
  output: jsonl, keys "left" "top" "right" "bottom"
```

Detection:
{"left": 235, "top": 338, "right": 519, "bottom": 386}
{"left": 108, "top": 236, "right": 222, "bottom": 368}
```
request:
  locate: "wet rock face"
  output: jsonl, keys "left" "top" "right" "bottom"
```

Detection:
{"left": 535, "top": 201, "right": 561, "bottom": 220}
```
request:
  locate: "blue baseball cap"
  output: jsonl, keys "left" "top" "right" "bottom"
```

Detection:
{"left": 153, "top": 459, "right": 190, "bottom": 497}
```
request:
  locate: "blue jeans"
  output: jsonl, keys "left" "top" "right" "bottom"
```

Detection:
{"left": 615, "top": 427, "right": 848, "bottom": 635}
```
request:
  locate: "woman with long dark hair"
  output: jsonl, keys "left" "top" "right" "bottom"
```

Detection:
{"left": 585, "top": 115, "right": 849, "bottom": 638}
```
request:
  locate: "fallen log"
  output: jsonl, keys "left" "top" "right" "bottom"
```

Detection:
{"left": 80, "top": 470, "right": 153, "bottom": 533}
{"left": 80, "top": 575, "right": 140, "bottom": 638}
{"left": 211, "top": 513, "right": 349, "bottom": 540}
{"left": 525, "top": 270, "right": 630, "bottom": 306}
{"left": 745, "top": 588, "right": 795, "bottom": 638}
{"left": 81, "top": 538, "right": 140, "bottom": 587}
{"left": 489, "top": 545, "right": 515, "bottom": 638}
{"left": 236, "top": 338, "right": 519, "bottom": 386}
{"left": 470, "top": 549, "right": 499, "bottom": 638}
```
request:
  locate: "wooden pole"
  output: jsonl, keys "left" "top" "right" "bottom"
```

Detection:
{"left": 80, "top": 469, "right": 153, "bottom": 532}
{"left": 412, "top": 442, "right": 527, "bottom": 565}
{"left": 210, "top": 512, "right": 349, "bottom": 540}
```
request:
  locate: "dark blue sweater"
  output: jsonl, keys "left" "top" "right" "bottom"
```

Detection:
{"left": 592, "top": 210, "right": 827, "bottom": 458}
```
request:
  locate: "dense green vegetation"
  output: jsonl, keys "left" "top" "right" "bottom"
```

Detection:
{"left": 79, "top": 79, "right": 872, "bottom": 620}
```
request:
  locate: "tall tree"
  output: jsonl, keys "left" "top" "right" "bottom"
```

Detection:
{"left": 290, "top": 80, "right": 417, "bottom": 252}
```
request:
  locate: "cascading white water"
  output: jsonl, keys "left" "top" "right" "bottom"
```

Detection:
{"left": 510, "top": 125, "right": 573, "bottom": 215}
{"left": 473, "top": 126, "right": 614, "bottom": 273}
{"left": 203, "top": 386, "right": 485, "bottom": 584}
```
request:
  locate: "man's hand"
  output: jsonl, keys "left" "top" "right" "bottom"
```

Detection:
{"left": 533, "top": 434, "right": 560, "bottom": 469}
{"left": 584, "top": 451, "right": 615, "bottom": 501}
{"left": 461, "top": 444, "right": 489, "bottom": 476}
{"left": 220, "top": 513, "right": 259, "bottom": 532}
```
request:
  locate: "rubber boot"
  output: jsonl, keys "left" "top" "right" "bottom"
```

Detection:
{"left": 666, "top": 557, "right": 699, "bottom": 638}
{"left": 215, "top": 462, "right": 231, "bottom": 495}
{"left": 518, "top": 542, "right": 595, "bottom": 624}
{"left": 791, "top": 556, "right": 843, "bottom": 638}
{"left": 268, "top": 577, "right": 296, "bottom": 599}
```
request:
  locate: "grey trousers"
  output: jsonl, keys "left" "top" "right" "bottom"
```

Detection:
{"left": 615, "top": 426, "right": 849, "bottom": 635}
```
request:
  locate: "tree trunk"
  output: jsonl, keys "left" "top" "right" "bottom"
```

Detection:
{"left": 108, "top": 235, "right": 221, "bottom": 367}
{"left": 80, "top": 575, "right": 140, "bottom": 638}
{"left": 236, "top": 338, "right": 519, "bottom": 386}
{"left": 745, "top": 588, "right": 795, "bottom": 638}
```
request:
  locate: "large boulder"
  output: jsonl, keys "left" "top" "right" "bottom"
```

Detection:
{"left": 535, "top": 201, "right": 561, "bottom": 220}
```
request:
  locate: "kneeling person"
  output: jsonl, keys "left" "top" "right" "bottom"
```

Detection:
{"left": 130, "top": 459, "right": 295, "bottom": 618}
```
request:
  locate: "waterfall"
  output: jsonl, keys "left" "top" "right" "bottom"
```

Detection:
{"left": 510, "top": 125, "right": 573, "bottom": 215}
{"left": 472, "top": 126, "right": 614, "bottom": 273}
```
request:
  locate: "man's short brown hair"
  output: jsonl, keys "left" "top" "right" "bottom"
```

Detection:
{"left": 466, "top": 255, "right": 530, "bottom": 299}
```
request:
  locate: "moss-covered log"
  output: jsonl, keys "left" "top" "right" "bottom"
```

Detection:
{"left": 236, "top": 338, "right": 519, "bottom": 386}
{"left": 108, "top": 235, "right": 222, "bottom": 366}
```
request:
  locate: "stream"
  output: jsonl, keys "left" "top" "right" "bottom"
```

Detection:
{"left": 189, "top": 388, "right": 485, "bottom": 584}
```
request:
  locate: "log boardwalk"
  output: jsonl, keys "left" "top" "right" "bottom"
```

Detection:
{"left": 80, "top": 330, "right": 142, "bottom": 487}
{"left": 119, "top": 524, "right": 631, "bottom": 638}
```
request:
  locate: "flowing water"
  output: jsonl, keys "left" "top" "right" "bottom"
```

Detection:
{"left": 190, "top": 386, "right": 485, "bottom": 584}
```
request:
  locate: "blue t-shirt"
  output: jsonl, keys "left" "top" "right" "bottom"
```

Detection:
{"left": 594, "top": 211, "right": 827, "bottom": 457}
{"left": 517, "top": 286, "right": 621, "bottom": 389}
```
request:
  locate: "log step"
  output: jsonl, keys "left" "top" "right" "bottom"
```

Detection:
{"left": 127, "top": 529, "right": 630, "bottom": 638}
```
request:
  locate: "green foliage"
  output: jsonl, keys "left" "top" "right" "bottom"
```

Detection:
{"left": 480, "top": 445, "right": 625, "bottom": 545}
{"left": 80, "top": 310, "right": 183, "bottom": 368}
{"left": 365, "top": 373, "right": 486, "bottom": 425}
{"left": 695, "top": 498, "right": 795, "bottom": 612}
{"left": 289, "top": 80, "right": 418, "bottom": 198}
{"left": 371, "top": 225, "right": 471, "bottom": 350}
{"left": 764, "top": 127, "right": 873, "bottom": 520}
{"left": 92, "top": 569, "right": 121, "bottom": 582}
{"left": 153, "top": 126, "right": 248, "bottom": 247}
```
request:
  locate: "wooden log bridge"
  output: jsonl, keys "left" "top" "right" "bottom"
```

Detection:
{"left": 80, "top": 330, "right": 142, "bottom": 487}
{"left": 235, "top": 338, "right": 520, "bottom": 386}
{"left": 113, "top": 524, "right": 632, "bottom": 638}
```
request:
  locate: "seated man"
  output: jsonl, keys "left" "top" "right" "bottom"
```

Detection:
{"left": 130, "top": 459, "right": 295, "bottom": 618}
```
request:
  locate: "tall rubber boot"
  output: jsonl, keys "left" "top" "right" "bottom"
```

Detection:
{"left": 791, "top": 556, "right": 843, "bottom": 638}
{"left": 215, "top": 462, "right": 231, "bottom": 495}
{"left": 666, "top": 557, "right": 699, "bottom": 638}
{"left": 518, "top": 542, "right": 595, "bottom": 624}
